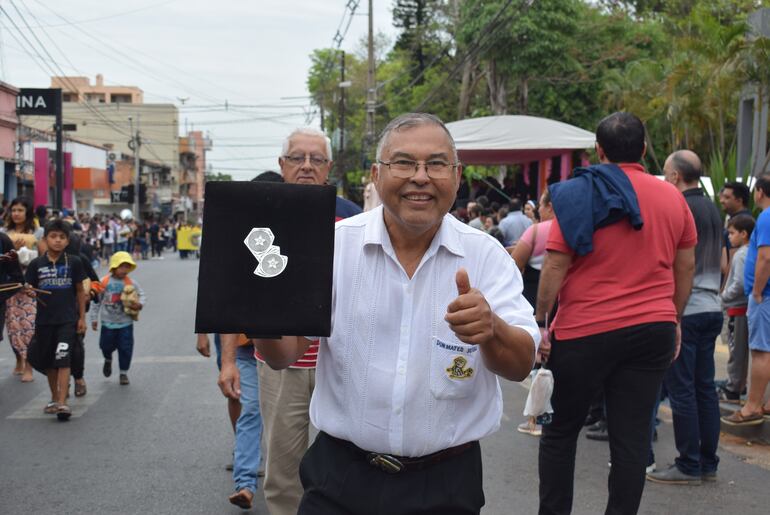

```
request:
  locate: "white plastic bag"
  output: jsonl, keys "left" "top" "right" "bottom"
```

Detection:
{"left": 523, "top": 367, "right": 554, "bottom": 417}
{"left": 16, "top": 246, "right": 38, "bottom": 267}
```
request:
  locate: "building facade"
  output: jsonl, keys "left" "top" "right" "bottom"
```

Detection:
{"left": 0, "top": 81, "right": 19, "bottom": 201}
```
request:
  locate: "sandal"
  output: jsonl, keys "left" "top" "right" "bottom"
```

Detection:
{"left": 43, "top": 401, "right": 58, "bottom": 414}
{"left": 74, "top": 381, "right": 87, "bottom": 397}
{"left": 763, "top": 408, "right": 770, "bottom": 419}
{"left": 56, "top": 405, "right": 72, "bottom": 421}
{"left": 721, "top": 410, "right": 764, "bottom": 426}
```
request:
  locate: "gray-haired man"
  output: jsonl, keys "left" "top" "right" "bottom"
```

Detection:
{"left": 219, "top": 127, "right": 360, "bottom": 512}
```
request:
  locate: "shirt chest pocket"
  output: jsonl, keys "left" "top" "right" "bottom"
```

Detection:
{"left": 429, "top": 336, "right": 480, "bottom": 400}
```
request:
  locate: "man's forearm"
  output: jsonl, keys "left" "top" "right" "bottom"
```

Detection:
{"left": 673, "top": 248, "right": 695, "bottom": 319}
{"left": 752, "top": 255, "right": 770, "bottom": 298}
{"left": 480, "top": 315, "right": 535, "bottom": 382}
{"left": 220, "top": 334, "right": 239, "bottom": 368}
{"left": 254, "top": 336, "right": 310, "bottom": 370}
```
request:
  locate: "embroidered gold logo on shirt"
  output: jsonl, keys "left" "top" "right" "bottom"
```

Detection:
{"left": 446, "top": 356, "right": 474, "bottom": 380}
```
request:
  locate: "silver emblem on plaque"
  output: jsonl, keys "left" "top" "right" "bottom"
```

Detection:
{"left": 244, "top": 227, "right": 288, "bottom": 277}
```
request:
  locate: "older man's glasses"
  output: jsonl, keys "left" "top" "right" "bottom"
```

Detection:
{"left": 377, "top": 159, "right": 458, "bottom": 179}
{"left": 282, "top": 154, "right": 329, "bottom": 167}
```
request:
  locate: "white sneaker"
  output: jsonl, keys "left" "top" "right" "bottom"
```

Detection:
{"left": 517, "top": 420, "right": 542, "bottom": 436}
{"left": 646, "top": 463, "right": 656, "bottom": 474}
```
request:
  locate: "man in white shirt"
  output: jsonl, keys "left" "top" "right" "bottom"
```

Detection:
{"left": 219, "top": 113, "right": 538, "bottom": 515}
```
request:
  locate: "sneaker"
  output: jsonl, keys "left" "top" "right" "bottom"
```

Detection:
{"left": 646, "top": 463, "right": 656, "bottom": 474}
{"left": 517, "top": 420, "right": 543, "bottom": 436}
{"left": 119, "top": 374, "right": 130, "bottom": 385}
{"left": 56, "top": 405, "right": 72, "bottom": 421}
{"left": 702, "top": 470, "right": 717, "bottom": 482}
{"left": 103, "top": 360, "right": 112, "bottom": 378}
{"left": 585, "top": 420, "right": 609, "bottom": 441}
{"left": 646, "top": 465, "right": 701, "bottom": 485}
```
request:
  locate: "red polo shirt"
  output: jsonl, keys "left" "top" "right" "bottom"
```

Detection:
{"left": 546, "top": 163, "right": 697, "bottom": 340}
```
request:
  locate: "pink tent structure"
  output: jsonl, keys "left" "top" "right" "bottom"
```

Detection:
{"left": 446, "top": 115, "right": 595, "bottom": 165}
{"left": 445, "top": 115, "right": 595, "bottom": 194}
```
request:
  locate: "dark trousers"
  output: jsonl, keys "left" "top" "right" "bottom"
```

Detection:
{"left": 538, "top": 322, "right": 675, "bottom": 515}
{"left": 99, "top": 325, "right": 134, "bottom": 372}
{"left": 663, "top": 311, "right": 723, "bottom": 476}
{"left": 151, "top": 239, "right": 162, "bottom": 257}
{"left": 71, "top": 334, "right": 85, "bottom": 380}
{"left": 298, "top": 432, "right": 484, "bottom": 515}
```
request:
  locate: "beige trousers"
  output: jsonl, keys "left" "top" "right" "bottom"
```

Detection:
{"left": 258, "top": 362, "right": 315, "bottom": 515}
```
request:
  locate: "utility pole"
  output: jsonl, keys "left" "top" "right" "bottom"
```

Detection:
{"left": 128, "top": 115, "right": 141, "bottom": 221}
{"left": 366, "top": 0, "right": 376, "bottom": 153}
{"left": 339, "top": 50, "right": 347, "bottom": 197}
{"left": 54, "top": 89, "right": 64, "bottom": 211}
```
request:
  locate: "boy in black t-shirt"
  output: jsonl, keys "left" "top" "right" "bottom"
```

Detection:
{"left": 25, "top": 219, "right": 87, "bottom": 421}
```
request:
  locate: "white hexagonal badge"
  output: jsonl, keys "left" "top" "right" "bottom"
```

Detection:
{"left": 244, "top": 227, "right": 288, "bottom": 277}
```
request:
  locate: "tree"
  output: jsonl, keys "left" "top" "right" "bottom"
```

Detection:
{"left": 391, "top": 0, "right": 446, "bottom": 83}
{"left": 205, "top": 172, "right": 232, "bottom": 182}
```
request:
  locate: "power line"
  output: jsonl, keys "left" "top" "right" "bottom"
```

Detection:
{"left": 20, "top": 0, "right": 178, "bottom": 29}
{"left": 7, "top": 0, "right": 132, "bottom": 137}
{"left": 0, "top": 6, "right": 125, "bottom": 139}
{"left": 414, "top": 0, "right": 521, "bottom": 111}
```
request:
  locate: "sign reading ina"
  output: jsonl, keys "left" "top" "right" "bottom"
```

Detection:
{"left": 16, "top": 88, "right": 61, "bottom": 116}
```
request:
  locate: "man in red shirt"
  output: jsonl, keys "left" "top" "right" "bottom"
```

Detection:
{"left": 535, "top": 112, "right": 697, "bottom": 515}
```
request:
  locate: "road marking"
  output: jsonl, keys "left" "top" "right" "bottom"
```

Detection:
{"left": 7, "top": 382, "right": 106, "bottom": 420}
{"left": 4, "top": 357, "right": 209, "bottom": 420}
{"left": 82, "top": 355, "right": 209, "bottom": 365}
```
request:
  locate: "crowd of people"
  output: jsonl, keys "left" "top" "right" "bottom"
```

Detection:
{"left": 0, "top": 201, "right": 150, "bottom": 419}
{"left": 7, "top": 110, "right": 770, "bottom": 514}
{"left": 203, "top": 113, "right": 770, "bottom": 515}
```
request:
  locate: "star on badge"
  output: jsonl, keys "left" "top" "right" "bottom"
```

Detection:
{"left": 244, "top": 227, "right": 288, "bottom": 278}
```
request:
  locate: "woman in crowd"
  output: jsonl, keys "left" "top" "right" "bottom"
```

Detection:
{"left": 510, "top": 189, "right": 555, "bottom": 436}
{"left": 523, "top": 199, "right": 538, "bottom": 224}
{"left": 2, "top": 197, "right": 43, "bottom": 382}
{"left": 512, "top": 190, "right": 555, "bottom": 307}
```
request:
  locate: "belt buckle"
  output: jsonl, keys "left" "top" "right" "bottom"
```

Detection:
{"left": 367, "top": 453, "right": 404, "bottom": 474}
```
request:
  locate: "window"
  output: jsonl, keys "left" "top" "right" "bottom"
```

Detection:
{"left": 110, "top": 94, "right": 132, "bottom": 104}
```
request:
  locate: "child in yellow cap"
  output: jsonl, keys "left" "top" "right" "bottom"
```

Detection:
{"left": 90, "top": 251, "right": 146, "bottom": 385}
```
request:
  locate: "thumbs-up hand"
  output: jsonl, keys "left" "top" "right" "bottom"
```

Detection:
{"left": 445, "top": 268, "right": 494, "bottom": 346}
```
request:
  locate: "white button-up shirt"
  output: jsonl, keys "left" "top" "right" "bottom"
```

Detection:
{"left": 310, "top": 206, "right": 539, "bottom": 457}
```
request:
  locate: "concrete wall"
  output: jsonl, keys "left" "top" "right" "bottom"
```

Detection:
{"left": 23, "top": 140, "right": 107, "bottom": 169}
{"left": 22, "top": 103, "right": 178, "bottom": 172}
{"left": 0, "top": 82, "right": 19, "bottom": 161}
{"left": 51, "top": 75, "right": 143, "bottom": 104}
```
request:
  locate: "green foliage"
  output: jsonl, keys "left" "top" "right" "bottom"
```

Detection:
{"left": 304, "top": 0, "right": 770, "bottom": 200}
{"left": 204, "top": 172, "right": 232, "bottom": 182}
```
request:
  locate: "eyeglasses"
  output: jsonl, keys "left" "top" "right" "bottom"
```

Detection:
{"left": 377, "top": 159, "right": 458, "bottom": 179}
{"left": 282, "top": 154, "right": 329, "bottom": 167}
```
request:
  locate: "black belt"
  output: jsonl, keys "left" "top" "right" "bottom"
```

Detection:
{"left": 325, "top": 433, "right": 475, "bottom": 474}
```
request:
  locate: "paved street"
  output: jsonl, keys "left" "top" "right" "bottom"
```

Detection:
{"left": 1, "top": 255, "right": 770, "bottom": 514}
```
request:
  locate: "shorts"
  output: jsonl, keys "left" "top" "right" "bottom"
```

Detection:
{"left": 747, "top": 296, "right": 770, "bottom": 352}
{"left": 27, "top": 323, "right": 78, "bottom": 372}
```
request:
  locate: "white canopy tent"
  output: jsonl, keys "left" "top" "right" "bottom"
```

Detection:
{"left": 445, "top": 115, "right": 595, "bottom": 165}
